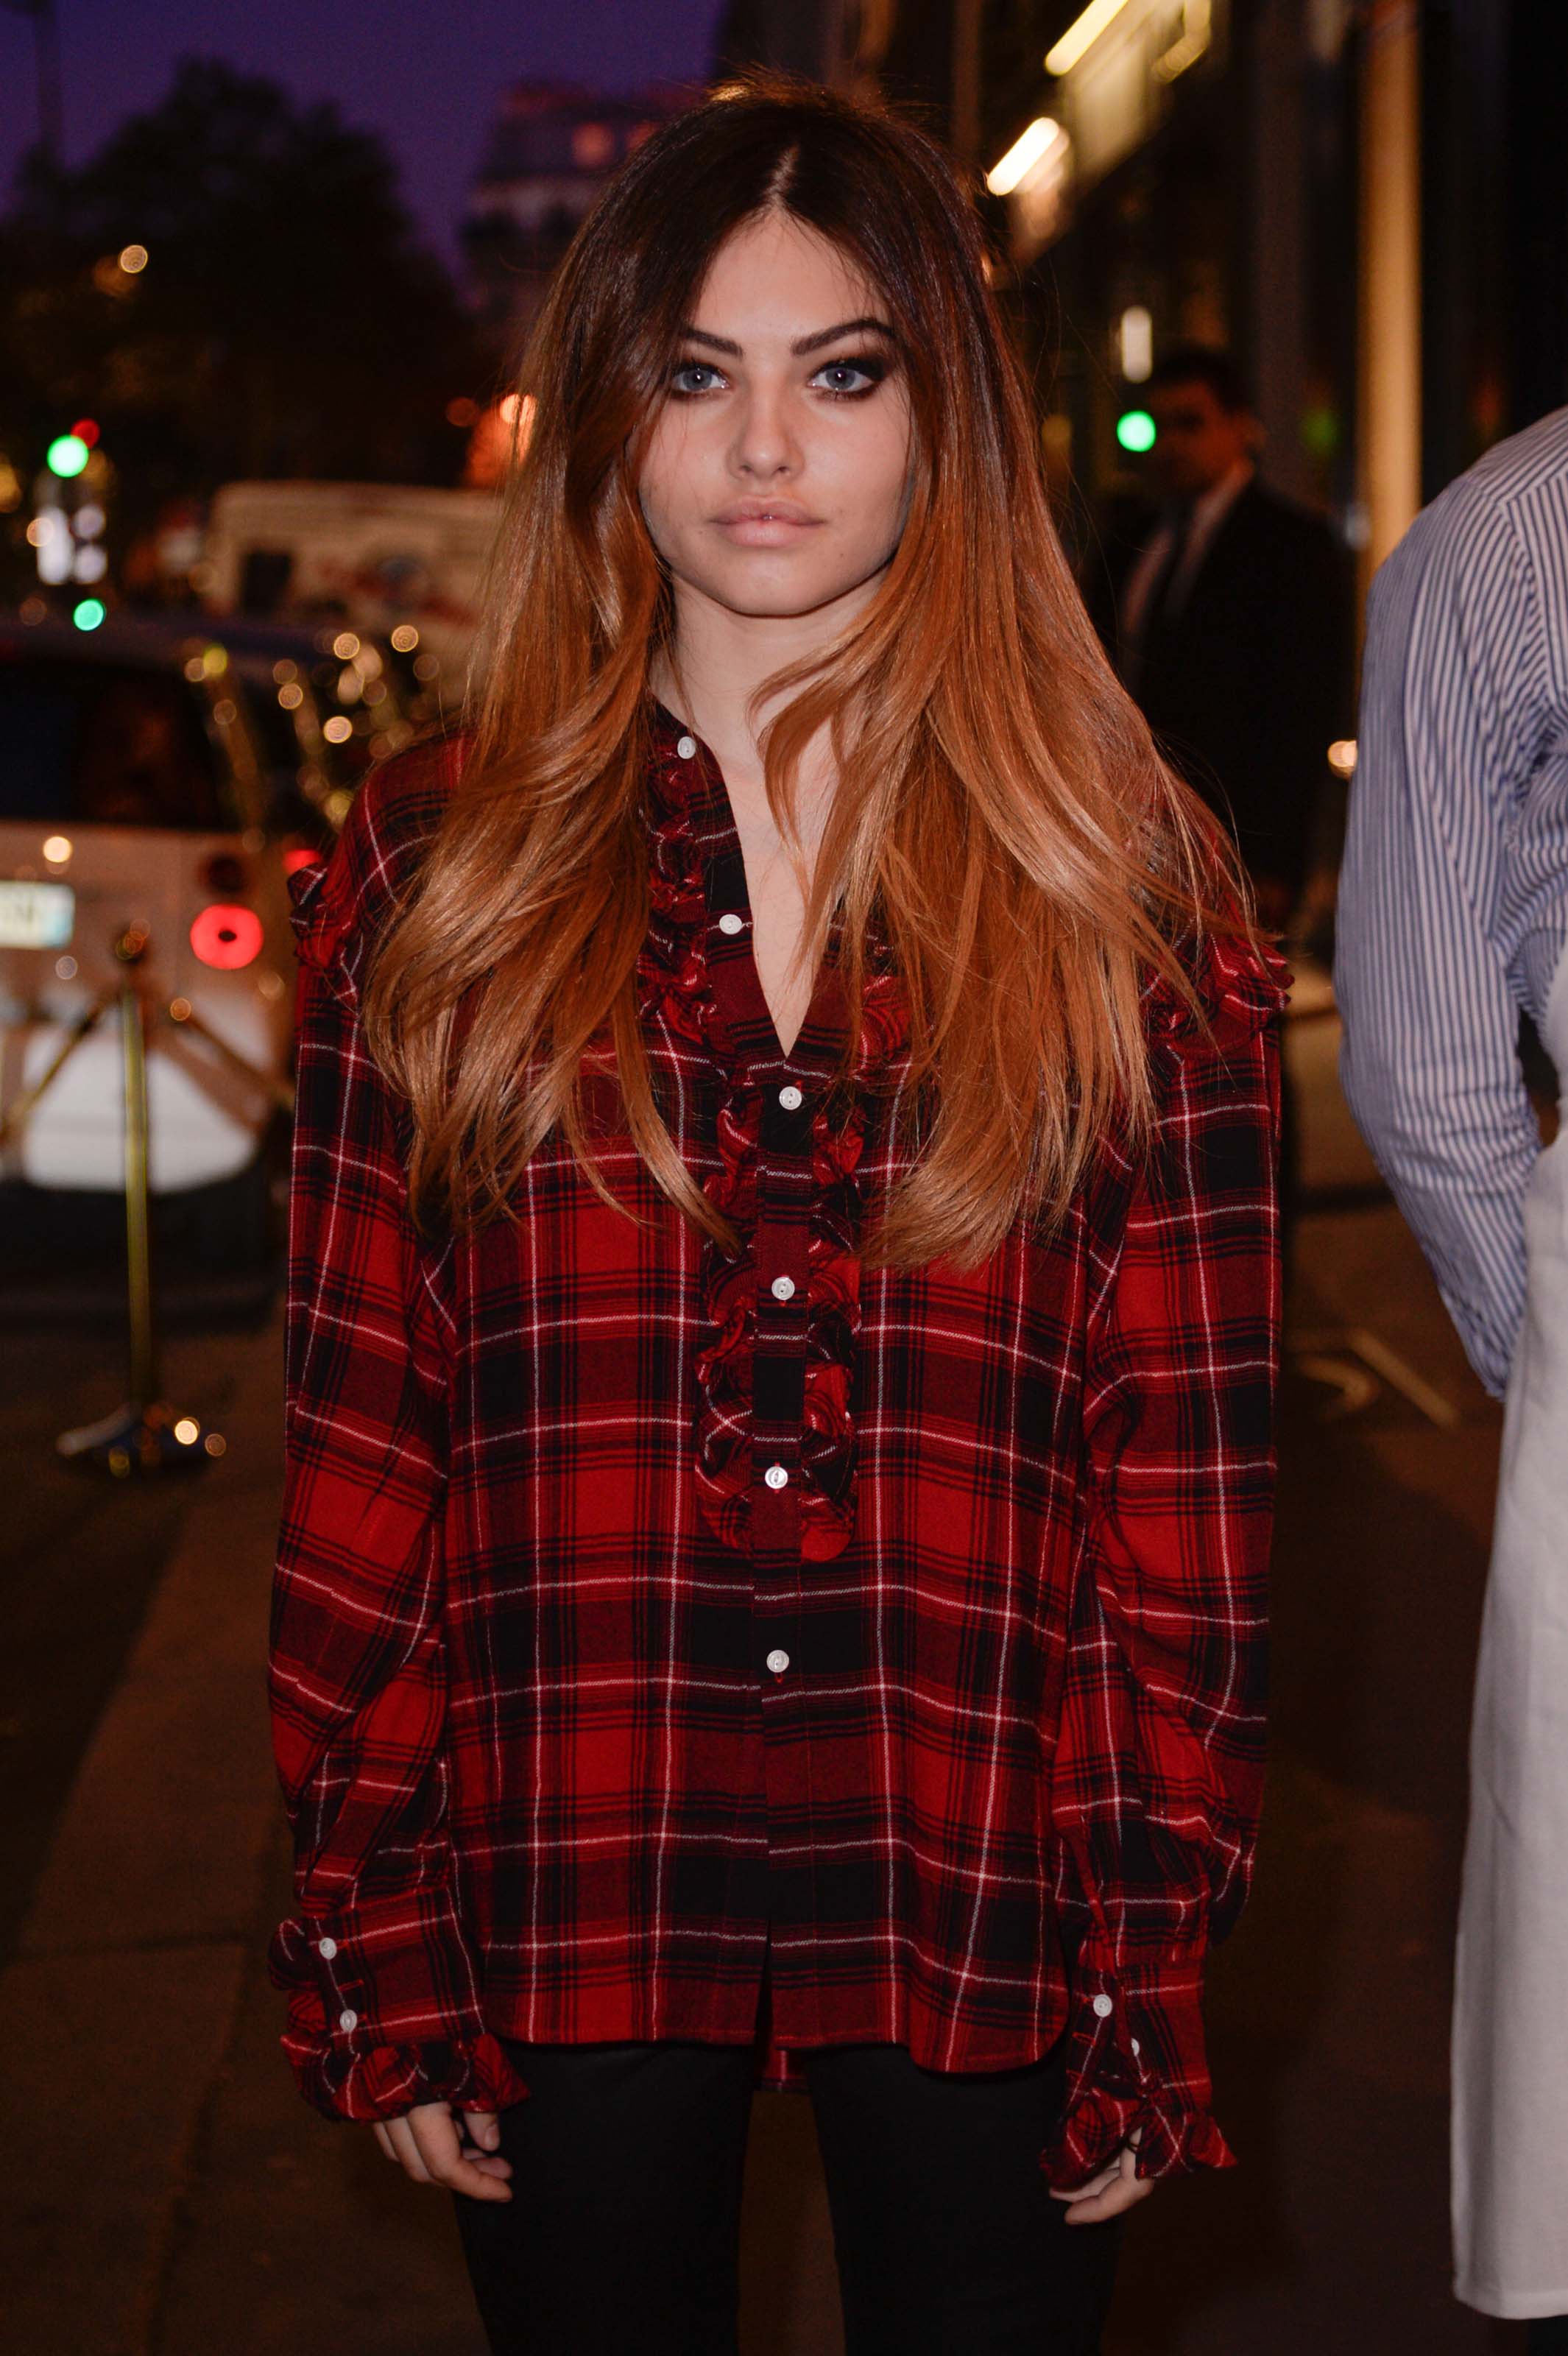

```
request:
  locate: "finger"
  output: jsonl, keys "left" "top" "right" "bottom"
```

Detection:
{"left": 383, "top": 2113, "right": 437, "bottom": 2184}
{"left": 1064, "top": 2173, "right": 1157, "bottom": 2226}
{"left": 409, "top": 2103, "right": 513, "bottom": 2202}
{"left": 451, "top": 2109, "right": 512, "bottom": 2179}
{"left": 372, "top": 2121, "right": 399, "bottom": 2163}
{"left": 1050, "top": 2164, "right": 1119, "bottom": 2205}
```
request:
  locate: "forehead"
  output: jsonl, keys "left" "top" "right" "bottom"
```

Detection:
{"left": 688, "top": 211, "right": 882, "bottom": 339}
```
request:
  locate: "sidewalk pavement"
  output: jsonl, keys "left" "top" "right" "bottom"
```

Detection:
{"left": 1, "top": 1316, "right": 291, "bottom": 2353}
{"left": 0, "top": 1311, "right": 847, "bottom": 2356}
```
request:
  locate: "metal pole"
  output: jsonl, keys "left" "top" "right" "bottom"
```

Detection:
{"left": 119, "top": 967, "right": 158, "bottom": 1411}
{"left": 54, "top": 920, "right": 224, "bottom": 1475}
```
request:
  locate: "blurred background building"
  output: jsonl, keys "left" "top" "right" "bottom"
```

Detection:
{"left": 462, "top": 80, "right": 691, "bottom": 355}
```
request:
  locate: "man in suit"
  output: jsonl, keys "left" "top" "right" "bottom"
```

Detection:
{"left": 1117, "top": 345, "right": 1354, "bottom": 931}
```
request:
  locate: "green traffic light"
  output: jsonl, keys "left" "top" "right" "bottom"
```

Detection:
{"left": 47, "top": 434, "right": 91, "bottom": 479}
{"left": 72, "top": 598, "right": 106, "bottom": 632}
{"left": 1116, "top": 409, "right": 1157, "bottom": 454}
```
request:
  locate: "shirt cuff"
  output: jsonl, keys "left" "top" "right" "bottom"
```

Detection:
{"left": 1040, "top": 1941, "right": 1235, "bottom": 2187}
{"left": 269, "top": 1887, "right": 531, "bottom": 2124}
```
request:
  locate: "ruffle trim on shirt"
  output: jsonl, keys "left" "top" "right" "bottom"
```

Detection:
{"left": 691, "top": 1075, "right": 869, "bottom": 1557}
{"left": 287, "top": 854, "right": 343, "bottom": 978}
{"left": 1143, "top": 921, "right": 1293, "bottom": 1062}
{"left": 1048, "top": 2085, "right": 1235, "bottom": 2185}
{"left": 1037, "top": 1915, "right": 1238, "bottom": 2188}
{"left": 638, "top": 738, "right": 910, "bottom": 1558}
{"left": 286, "top": 735, "right": 459, "bottom": 1009}
{"left": 278, "top": 2021, "right": 532, "bottom": 2125}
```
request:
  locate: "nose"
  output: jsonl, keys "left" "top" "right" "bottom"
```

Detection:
{"left": 729, "top": 378, "right": 799, "bottom": 482}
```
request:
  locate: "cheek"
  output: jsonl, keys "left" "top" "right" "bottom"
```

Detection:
{"left": 820, "top": 410, "right": 914, "bottom": 538}
{"left": 638, "top": 414, "right": 705, "bottom": 542}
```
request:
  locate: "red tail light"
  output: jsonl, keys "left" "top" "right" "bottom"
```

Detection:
{"left": 190, "top": 904, "right": 264, "bottom": 970}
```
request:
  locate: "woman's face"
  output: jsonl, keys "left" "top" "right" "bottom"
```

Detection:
{"left": 637, "top": 210, "right": 914, "bottom": 626}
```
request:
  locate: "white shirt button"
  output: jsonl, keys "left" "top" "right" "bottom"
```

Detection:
{"left": 778, "top": 1084, "right": 802, "bottom": 1110}
{"left": 770, "top": 1274, "right": 796, "bottom": 1301}
{"left": 763, "top": 1462, "right": 789, "bottom": 1489}
{"left": 1092, "top": 1994, "right": 1114, "bottom": 2019}
{"left": 766, "top": 1648, "right": 790, "bottom": 1674}
{"left": 677, "top": 733, "right": 696, "bottom": 759}
{"left": 317, "top": 1936, "right": 338, "bottom": 1960}
{"left": 338, "top": 2008, "right": 359, "bottom": 2032}
{"left": 718, "top": 911, "right": 744, "bottom": 935}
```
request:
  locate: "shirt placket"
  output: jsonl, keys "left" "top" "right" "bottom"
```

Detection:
{"left": 679, "top": 728, "right": 844, "bottom": 1692}
{"left": 702, "top": 870, "right": 813, "bottom": 1629}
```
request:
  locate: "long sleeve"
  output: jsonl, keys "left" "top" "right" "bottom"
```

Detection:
{"left": 1045, "top": 935, "right": 1286, "bottom": 2187}
{"left": 267, "top": 797, "right": 529, "bottom": 2124}
{"left": 1335, "top": 486, "right": 1550, "bottom": 1400}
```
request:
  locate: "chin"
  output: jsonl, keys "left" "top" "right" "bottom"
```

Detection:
{"left": 692, "top": 555, "right": 889, "bottom": 623}
{"left": 722, "top": 585, "right": 852, "bottom": 619}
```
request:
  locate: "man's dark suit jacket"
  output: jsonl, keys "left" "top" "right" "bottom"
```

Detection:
{"left": 1117, "top": 478, "right": 1355, "bottom": 903}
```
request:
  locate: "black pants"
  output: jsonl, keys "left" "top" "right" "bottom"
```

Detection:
{"left": 453, "top": 2028, "right": 1123, "bottom": 2354}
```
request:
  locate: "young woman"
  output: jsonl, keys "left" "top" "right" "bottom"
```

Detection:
{"left": 268, "top": 77, "right": 1287, "bottom": 2356}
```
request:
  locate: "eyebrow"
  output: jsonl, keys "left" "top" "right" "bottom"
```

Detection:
{"left": 677, "top": 315, "right": 897, "bottom": 358}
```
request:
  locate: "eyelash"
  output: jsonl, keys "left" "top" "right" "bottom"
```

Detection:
{"left": 668, "top": 353, "right": 890, "bottom": 402}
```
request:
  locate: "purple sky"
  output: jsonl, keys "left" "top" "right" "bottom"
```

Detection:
{"left": 0, "top": 0, "right": 725, "bottom": 265}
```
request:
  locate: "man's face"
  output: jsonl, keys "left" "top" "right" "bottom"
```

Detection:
{"left": 1148, "top": 379, "right": 1255, "bottom": 499}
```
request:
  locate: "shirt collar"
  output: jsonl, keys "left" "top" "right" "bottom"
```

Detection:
{"left": 1188, "top": 456, "right": 1254, "bottom": 537}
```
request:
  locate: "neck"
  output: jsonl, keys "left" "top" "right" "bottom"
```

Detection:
{"left": 650, "top": 569, "right": 883, "bottom": 795}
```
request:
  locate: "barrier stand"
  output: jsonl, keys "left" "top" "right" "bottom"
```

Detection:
{"left": 3, "top": 921, "right": 297, "bottom": 1472}
{"left": 9, "top": 921, "right": 224, "bottom": 1476}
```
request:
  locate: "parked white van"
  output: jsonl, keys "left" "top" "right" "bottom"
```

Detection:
{"left": 0, "top": 612, "right": 297, "bottom": 1260}
{"left": 202, "top": 480, "right": 502, "bottom": 682}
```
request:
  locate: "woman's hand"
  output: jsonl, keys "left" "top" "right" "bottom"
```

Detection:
{"left": 1050, "top": 2133, "right": 1154, "bottom": 2226}
{"left": 372, "top": 2101, "right": 514, "bottom": 2201}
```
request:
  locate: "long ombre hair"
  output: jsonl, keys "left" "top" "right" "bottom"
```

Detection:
{"left": 364, "top": 75, "right": 1244, "bottom": 1270}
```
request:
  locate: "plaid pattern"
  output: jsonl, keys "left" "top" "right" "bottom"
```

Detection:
{"left": 268, "top": 712, "right": 1287, "bottom": 2188}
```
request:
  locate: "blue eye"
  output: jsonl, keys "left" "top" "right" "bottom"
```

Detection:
{"left": 671, "top": 361, "right": 725, "bottom": 396}
{"left": 810, "top": 355, "right": 889, "bottom": 399}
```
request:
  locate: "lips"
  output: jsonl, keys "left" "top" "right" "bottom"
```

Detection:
{"left": 710, "top": 501, "right": 822, "bottom": 546}
{"left": 712, "top": 501, "right": 820, "bottom": 526}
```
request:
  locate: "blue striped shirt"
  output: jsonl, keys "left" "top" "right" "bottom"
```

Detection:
{"left": 1336, "top": 406, "right": 1568, "bottom": 1400}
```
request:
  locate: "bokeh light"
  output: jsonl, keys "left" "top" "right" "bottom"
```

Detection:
{"left": 47, "top": 435, "right": 90, "bottom": 479}
{"left": 1115, "top": 409, "right": 1158, "bottom": 454}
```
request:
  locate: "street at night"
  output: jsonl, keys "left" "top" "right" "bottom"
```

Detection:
{"left": 4, "top": 1, "right": 1567, "bottom": 2349}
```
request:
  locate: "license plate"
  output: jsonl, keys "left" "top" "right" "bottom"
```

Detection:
{"left": 0, "top": 878, "right": 75, "bottom": 950}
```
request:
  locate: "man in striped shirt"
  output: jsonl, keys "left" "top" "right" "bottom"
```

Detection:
{"left": 1335, "top": 403, "right": 1568, "bottom": 2342}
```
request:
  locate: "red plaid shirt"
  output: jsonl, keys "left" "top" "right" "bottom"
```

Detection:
{"left": 268, "top": 710, "right": 1287, "bottom": 2187}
